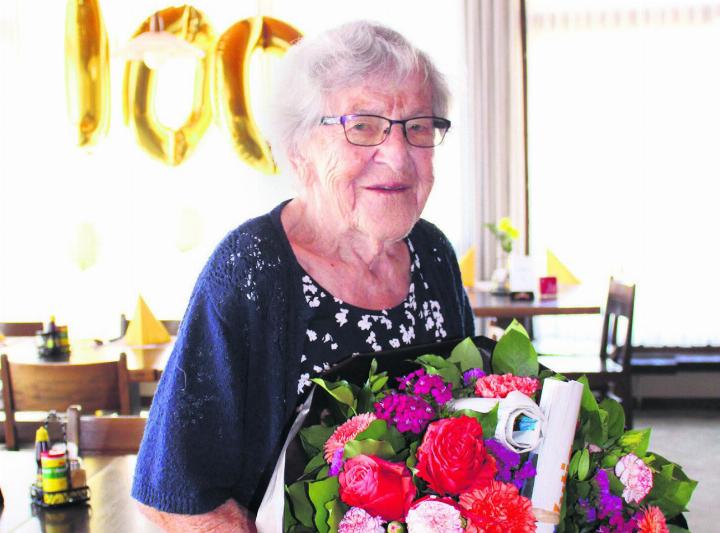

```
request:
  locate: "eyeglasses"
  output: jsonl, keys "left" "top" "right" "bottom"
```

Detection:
{"left": 319, "top": 114, "right": 451, "bottom": 148}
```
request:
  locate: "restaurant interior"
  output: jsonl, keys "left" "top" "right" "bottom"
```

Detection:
{"left": 1, "top": 0, "right": 718, "bottom": 531}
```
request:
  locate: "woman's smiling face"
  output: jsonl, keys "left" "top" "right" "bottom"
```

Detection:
{"left": 297, "top": 72, "right": 437, "bottom": 244}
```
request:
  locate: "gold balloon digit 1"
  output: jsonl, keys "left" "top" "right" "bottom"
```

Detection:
{"left": 123, "top": 6, "right": 214, "bottom": 166}
{"left": 215, "top": 16, "right": 302, "bottom": 174}
{"left": 65, "top": 0, "right": 110, "bottom": 148}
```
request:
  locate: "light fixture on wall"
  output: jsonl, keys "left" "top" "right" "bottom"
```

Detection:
{"left": 115, "top": 8, "right": 204, "bottom": 69}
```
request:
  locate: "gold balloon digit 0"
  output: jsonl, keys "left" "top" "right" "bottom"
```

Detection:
{"left": 65, "top": 0, "right": 110, "bottom": 148}
{"left": 124, "top": 6, "right": 214, "bottom": 166}
{"left": 215, "top": 16, "right": 302, "bottom": 174}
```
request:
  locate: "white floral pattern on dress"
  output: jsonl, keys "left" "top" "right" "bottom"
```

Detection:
{"left": 296, "top": 238, "right": 447, "bottom": 395}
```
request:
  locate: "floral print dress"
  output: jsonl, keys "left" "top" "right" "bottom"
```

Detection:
{"left": 297, "top": 239, "right": 447, "bottom": 395}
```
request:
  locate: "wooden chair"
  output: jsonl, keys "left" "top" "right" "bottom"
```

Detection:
{"left": 0, "top": 353, "right": 131, "bottom": 450}
{"left": 0, "top": 322, "right": 43, "bottom": 337}
{"left": 66, "top": 406, "right": 146, "bottom": 455}
{"left": 538, "top": 278, "right": 637, "bottom": 427}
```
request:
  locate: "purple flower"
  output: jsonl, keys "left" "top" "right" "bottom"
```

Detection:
{"left": 374, "top": 393, "right": 435, "bottom": 434}
{"left": 578, "top": 497, "right": 598, "bottom": 521}
{"left": 463, "top": 368, "right": 486, "bottom": 386}
{"left": 594, "top": 469, "right": 623, "bottom": 519}
{"left": 329, "top": 448, "right": 344, "bottom": 477}
{"left": 513, "top": 459, "right": 537, "bottom": 489}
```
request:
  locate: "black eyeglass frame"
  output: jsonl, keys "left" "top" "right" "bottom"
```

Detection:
{"left": 319, "top": 114, "right": 452, "bottom": 148}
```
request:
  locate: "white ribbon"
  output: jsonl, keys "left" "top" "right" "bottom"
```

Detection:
{"left": 255, "top": 388, "right": 315, "bottom": 533}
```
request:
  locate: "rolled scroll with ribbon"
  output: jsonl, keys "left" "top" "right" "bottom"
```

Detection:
{"left": 452, "top": 390, "right": 545, "bottom": 454}
{"left": 529, "top": 379, "right": 584, "bottom": 532}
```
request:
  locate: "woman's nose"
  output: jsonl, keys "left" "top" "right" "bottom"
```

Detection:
{"left": 376, "top": 123, "right": 412, "bottom": 165}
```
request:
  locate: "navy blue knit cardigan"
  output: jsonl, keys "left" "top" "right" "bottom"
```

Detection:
{"left": 131, "top": 201, "right": 474, "bottom": 515}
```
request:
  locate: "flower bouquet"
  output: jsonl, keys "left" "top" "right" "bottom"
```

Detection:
{"left": 260, "top": 322, "right": 696, "bottom": 533}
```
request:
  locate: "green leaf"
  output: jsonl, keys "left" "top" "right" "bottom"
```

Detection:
{"left": 416, "top": 354, "right": 462, "bottom": 387}
{"left": 645, "top": 453, "right": 698, "bottom": 518}
{"left": 304, "top": 452, "right": 328, "bottom": 475}
{"left": 448, "top": 337, "right": 483, "bottom": 372}
{"left": 618, "top": 428, "right": 651, "bottom": 457}
{"left": 505, "top": 319, "right": 531, "bottom": 338}
{"left": 370, "top": 375, "right": 388, "bottom": 393}
{"left": 492, "top": 329, "right": 539, "bottom": 376}
{"left": 312, "top": 379, "right": 357, "bottom": 414}
{"left": 667, "top": 526, "right": 690, "bottom": 533}
{"left": 454, "top": 402, "right": 499, "bottom": 438}
{"left": 287, "top": 481, "right": 314, "bottom": 528}
{"left": 578, "top": 376, "right": 599, "bottom": 414}
{"left": 569, "top": 450, "right": 582, "bottom": 478}
{"left": 308, "top": 476, "right": 340, "bottom": 533}
{"left": 325, "top": 498, "right": 346, "bottom": 533}
{"left": 576, "top": 480, "right": 591, "bottom": 499}
{"left": 300, "top": 425, "right": 336, "bottom": 457}
{"left": 354, "top": 420, "right": 406, "bottom": 453}
{"left": 599, "top": 398, "right": 625, "bottom": 438}
{"left": 577, "top": 448, "right": 590, "bottom": 480}
{"left": 344, "top": 438, "right": 397, "bottom": 460}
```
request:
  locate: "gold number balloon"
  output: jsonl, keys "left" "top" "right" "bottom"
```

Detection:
{"left": 123, "top": 6, "right": 214, "bottom": 166}
{"left": 215, "top": 16, "right": 302, "bottom": 174}
{"left": 65, "top": 0, "right": 110, "bottom": 148}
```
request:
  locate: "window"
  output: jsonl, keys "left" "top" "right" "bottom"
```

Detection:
{"left": 526, "top": 1, "right": 720, "bottom": 346}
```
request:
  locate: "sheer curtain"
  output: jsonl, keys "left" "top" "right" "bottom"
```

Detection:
{"left": 526, "top": 1, "right": 720, "bottom": 347}
{"left": 464, "top": 0, "right": 527, "bottom": 281}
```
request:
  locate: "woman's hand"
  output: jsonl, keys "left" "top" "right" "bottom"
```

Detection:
{"left": 137, "top": 498, "right": 258, "bottom": 532}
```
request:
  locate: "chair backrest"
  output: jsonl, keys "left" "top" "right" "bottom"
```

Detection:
{"left": 0, "top": 322, "right": 43, "bottom": 336}
{"left": 600, "top": 278, "right": 636, "bottom": 369}
{"left": 66, "top": 406, "right": 146, "bottom": 455}
{"left": 1, "top": 353, "right": 131, "bottom": 449}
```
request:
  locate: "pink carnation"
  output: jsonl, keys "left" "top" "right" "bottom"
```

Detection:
{"left": 338, "top": 507, "right": 386, "bottom": 533}
{"left": 406, "top": 497, "right": 464, "bottom": 533}
{"left": 636, "top": 506, "right": 669, "bottom": 533}
{"left": 324, "top": 413, "right": 377, "bottom": 463}
{"left": 474, "top": 373, "right": 540, "bottom": 398}
{"left": 615, "top": 453, "right": 653, "bottom": 504}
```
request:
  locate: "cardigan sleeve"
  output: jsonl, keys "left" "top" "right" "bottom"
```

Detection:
{"left": 131, "top": 276, "right": 254, "bottom": 513}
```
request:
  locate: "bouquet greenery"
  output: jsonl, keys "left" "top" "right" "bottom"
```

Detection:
{"left": 283, "top": 322, "right": 696, "bottom": 532}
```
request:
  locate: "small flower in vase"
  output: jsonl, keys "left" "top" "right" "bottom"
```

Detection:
{"left": 485, "top": 217, "right": 519, "bottom": 293}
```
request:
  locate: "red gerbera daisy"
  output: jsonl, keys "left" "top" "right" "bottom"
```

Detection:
{"left": 459, "top": 480, "right": 536, "bottom": 533}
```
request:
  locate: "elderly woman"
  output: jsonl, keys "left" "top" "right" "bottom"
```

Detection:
{"left": 132, "top": 20, "right": 474, "bottom": 531}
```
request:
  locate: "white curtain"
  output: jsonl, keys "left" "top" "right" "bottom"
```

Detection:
{"left": 464, "top": 0, "right": 528, "bottom": 281}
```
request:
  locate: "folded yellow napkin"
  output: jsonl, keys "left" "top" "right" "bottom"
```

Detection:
{"left": 459, "top": 246, "right": 476, "bottom": 288}
{"left": 124, "top": 295, "right": 171, "bottom": 346}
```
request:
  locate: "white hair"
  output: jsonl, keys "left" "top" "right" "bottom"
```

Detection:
{"left": 264, "top": 20, "right": 450, "bottom": 172}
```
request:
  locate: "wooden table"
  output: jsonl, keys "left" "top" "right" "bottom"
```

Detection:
{"left": 0, "top": 337, "right": 174, "bottom": 383}
{"left": 0, "top": 450, "right": 161, "bottom": 532}
{"left": 468, "top": 288, "right": 601, "bottom": 318}
{"left": 467, "top": 288, "right": 601, "bottom": 337}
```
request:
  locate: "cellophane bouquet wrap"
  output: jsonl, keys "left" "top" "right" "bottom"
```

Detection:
{"left": 258, "top": 322, "right": 696, "bottom": 533}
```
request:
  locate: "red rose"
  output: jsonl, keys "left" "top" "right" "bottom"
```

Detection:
{"left": 338, "top": 454, "right": 417, "bottom": 521}
{"left": 416, "top": 416, "right": 497, "bottom": 495}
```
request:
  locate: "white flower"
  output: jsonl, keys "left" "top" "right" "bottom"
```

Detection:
{"left": 366, "top": 331, "right": 376, "bottom": 345}
{"left": 297, "top": 373, "right": 311, "bottom": 394}
{"left": 323, "top": 333, "right": 334, "bottom": 343}
{"left": 306, "top": 329, "right": 317, "bottom": 341}
{"left": 358, "top": 315, "right": 372, "bottom": 330}
{"left": 336, "top": 308, "right": 349, "bottom": 327}
{"left": 389, "top": 338, "right": 400, "bottom": 348}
